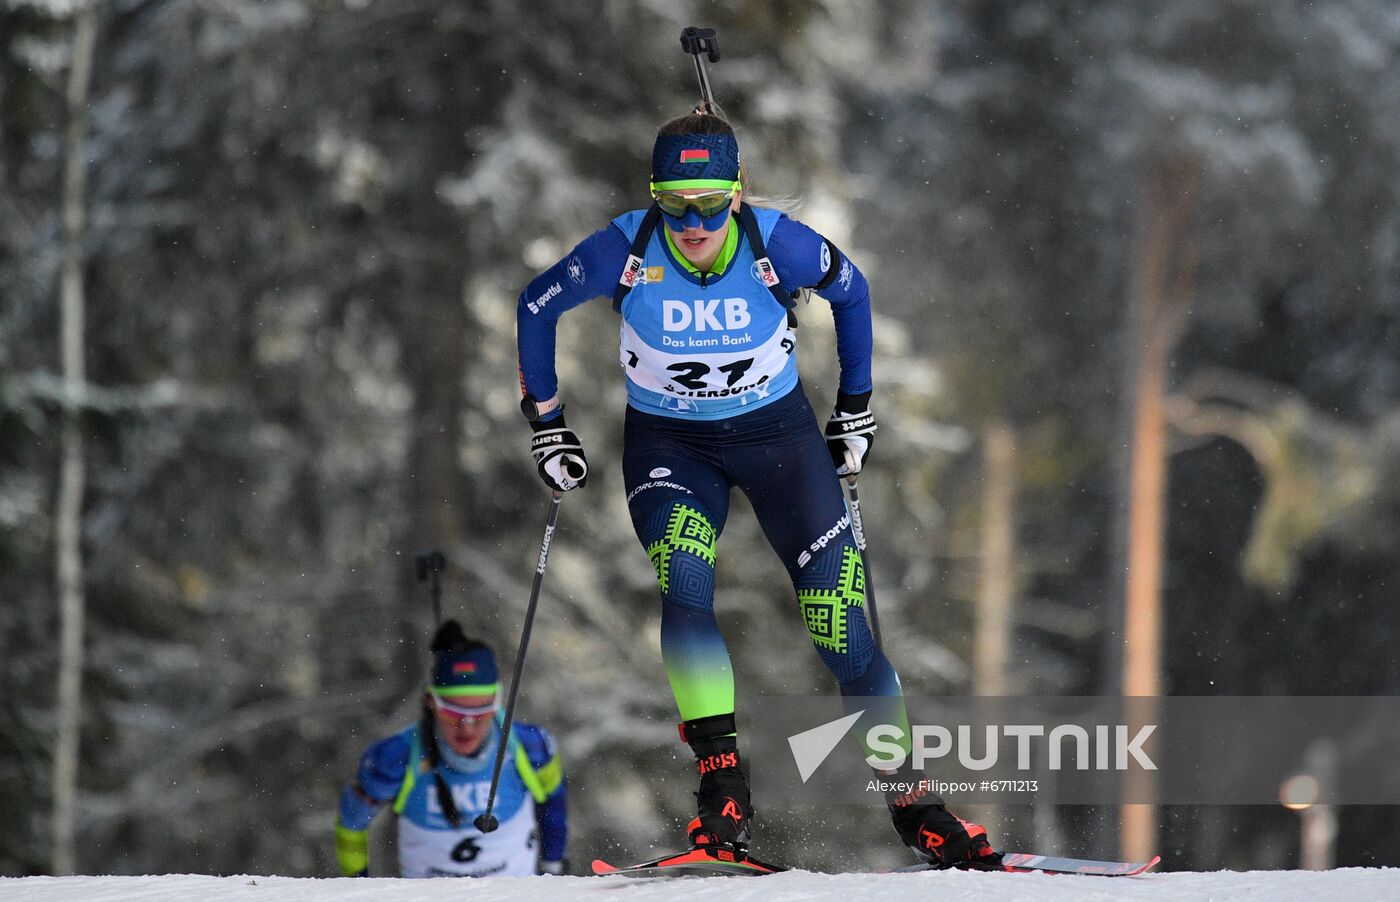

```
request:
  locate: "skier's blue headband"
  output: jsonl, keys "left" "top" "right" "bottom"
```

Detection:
{"left": 651, "top": 131, "right": 741, "bottom": 186}
{"left": 431, "top": 645, "right": 499, "bottom": 697}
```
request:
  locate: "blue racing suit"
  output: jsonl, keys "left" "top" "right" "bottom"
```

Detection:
{"left": 517, "top": 206, "right": 905, "bottom": 738}
{"left": 335, "top": 719, "right": 565, "bottom": 877}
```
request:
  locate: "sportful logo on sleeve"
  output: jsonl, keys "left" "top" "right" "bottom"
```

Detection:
{"left": 527, "top": 282, "right": 563, "bottom": 315}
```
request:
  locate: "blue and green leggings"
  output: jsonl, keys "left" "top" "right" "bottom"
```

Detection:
{"left": 623, "top": 387, "right": 909, "bottom": 745}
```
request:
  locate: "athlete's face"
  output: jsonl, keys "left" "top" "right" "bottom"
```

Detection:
{"left": 666, "top": 188, "right": 741, "bottom": 272}
{"left": 430, "top": 692, "right": 496, "bottom": 756}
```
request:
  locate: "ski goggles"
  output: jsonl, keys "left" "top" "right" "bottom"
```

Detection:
{"left": 650, "top": 179, "right": 741, "bottom": 219}
{"left": 430, "top": 692, "right": 497, "bottom": 725}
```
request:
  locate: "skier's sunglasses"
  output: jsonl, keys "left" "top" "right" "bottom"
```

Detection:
{"left": 430, "top": 693, "right": 497, "bottom": 725}
{"left": 650, "top": 179, "right": 741, "bottom": 219}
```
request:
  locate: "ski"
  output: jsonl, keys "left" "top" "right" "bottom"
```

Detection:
{"left": 998, "top": 851, "right": 1160, "bottom": 876}
{"left": 594, "top": 846, "right": 1155, "bottom": 879}
{"left": 894, "top": 851, "right": 1161, "bottom": 876}
{"left": 591, "top": 845, "right": 789, "bottom": 877}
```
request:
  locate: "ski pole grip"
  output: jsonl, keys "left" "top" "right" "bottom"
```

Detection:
{"left": 680, "top": 26, "right": 720, "bottom": 62}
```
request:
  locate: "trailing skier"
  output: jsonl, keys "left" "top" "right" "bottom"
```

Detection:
{"left": 334, "top": 621, "right": 567, "bottom": 877}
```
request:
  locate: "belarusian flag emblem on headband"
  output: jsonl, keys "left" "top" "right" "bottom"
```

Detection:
{"left": 453, "top": 662, "right": 477, "bottom": 674}
{"left": 680, "top": 149, "right": 710, "bottom": 163}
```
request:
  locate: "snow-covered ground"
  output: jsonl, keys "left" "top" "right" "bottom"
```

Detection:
{"left": 2, "top": 868, "right": 1398, "bottom": 901}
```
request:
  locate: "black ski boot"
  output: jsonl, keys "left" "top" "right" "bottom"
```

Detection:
{"left": 680, "top": 714, "right": 753, "bottom": 850}
{"left": 884, "top": 767, "right": 1001, "bottom": 868}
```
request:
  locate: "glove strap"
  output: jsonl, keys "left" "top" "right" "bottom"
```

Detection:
{"left": 826, "top": 409, "right": 876, "bottom": 438}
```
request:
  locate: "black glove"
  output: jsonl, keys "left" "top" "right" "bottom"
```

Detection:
{"left": 824, "top": 390, "right": 876, "bottom": 476}
{"left": 529, "top": 412, "right": 588, "bottom": 492}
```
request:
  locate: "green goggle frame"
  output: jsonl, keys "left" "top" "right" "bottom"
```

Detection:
{"left": 650, "top": 179, "right": 741, "bottom": 218}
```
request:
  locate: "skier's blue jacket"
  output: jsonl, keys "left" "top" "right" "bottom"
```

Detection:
{"left": 517, "top": 208, "right": 872, "bottom": 420}
{"left": 336, "top": 719, "right": 564, "bottom": 876}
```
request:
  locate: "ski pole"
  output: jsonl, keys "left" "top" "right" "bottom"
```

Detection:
{"left": 475, "top": 490, "right": 564, "bottom": 833}
{"left": 844, "top": 476, "right": 884, "bottom": 650}
{"left": 414, "top": 549, "right": 446, "bottom": 626}
{"left": 680, "top": 26, "right": 721, "bottom": 113}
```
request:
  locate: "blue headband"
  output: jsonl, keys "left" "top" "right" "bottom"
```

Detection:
{"left": 432, "top": 645, "right": 499, "bottom": 696}
{"left": 652, "top": 131, "right": 741, "bottom": 184}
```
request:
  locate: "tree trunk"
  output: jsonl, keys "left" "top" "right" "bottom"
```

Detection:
{"left": 974, "top": 419, "right": 1017, "bottom": 696}
{"left": 1298, "top": 740, "right": 1338, "bottom": 870}
{"left": 1119, "top": 154, "right": 1198, "bottom": 863}
{"left": 52, "top": 2, "right": 97, "bottom": 877}
{"left": 1119, "top": 326, "right": 1166, "bottom": 863}
{"left": 970, "top": 419, "right": 1017, "bottom": 837}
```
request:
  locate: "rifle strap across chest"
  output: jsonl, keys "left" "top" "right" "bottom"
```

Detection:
{"left": 612, "top": 203, "right": 797, "bottom": 315}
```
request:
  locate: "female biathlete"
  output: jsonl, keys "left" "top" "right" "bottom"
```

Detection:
{"left": 515, "top": 111, "right": 999, "bottom": 868}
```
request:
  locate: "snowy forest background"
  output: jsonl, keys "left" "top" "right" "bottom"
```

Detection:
{"left": 4, "top": 0, "right": 1400, "bottom": 879}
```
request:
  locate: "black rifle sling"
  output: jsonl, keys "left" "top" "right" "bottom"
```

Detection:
{"left": 734, "top": 202, "right": 798, "bottom": 311}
